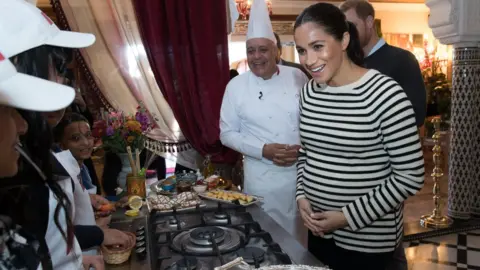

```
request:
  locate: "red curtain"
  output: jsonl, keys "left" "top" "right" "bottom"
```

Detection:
{"left": 134, "top": 0, "right": 238, "bottom": 164}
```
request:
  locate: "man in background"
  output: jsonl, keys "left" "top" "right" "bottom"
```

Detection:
{"left": 340, "top": 1, "right": 427, "bottom": 269}
{"left": 341, "top": 0, "right": 426, "bottom": 127}
{"left": 274, "top": 32, "right": 311, "bottom": 79}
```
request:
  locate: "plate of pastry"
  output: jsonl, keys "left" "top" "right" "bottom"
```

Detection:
{"left": 198, "top": 189, "right": 262, "bottom": 206}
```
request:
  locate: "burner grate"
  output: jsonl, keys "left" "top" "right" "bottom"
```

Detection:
{"left": 150, "top": 203, "right": 293, "bottom": 269}
{"left": 237, "top": 246, "right": 265, "bottom": 267}
{"left": 170, "top": 227, "right": 243, "bottom": 256}
{"left": 189, "top": 227, "right": 226, "bottom": 246}
{"left": 176, "top": 257, "right": 197, "bottom": 270}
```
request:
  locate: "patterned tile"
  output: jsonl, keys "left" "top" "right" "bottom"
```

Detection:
{"left": 467, "top": 250, "right": 480, "bottom": 266}
{"left": 404, "top": 230, "right": 480, "bottom": 269}
{"left": 448, "top": 46, "right": 480, "bottom": 219}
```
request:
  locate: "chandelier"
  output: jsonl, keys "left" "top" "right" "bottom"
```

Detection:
{"left": 235, "top": 0, "right": 273, "bottom": 20}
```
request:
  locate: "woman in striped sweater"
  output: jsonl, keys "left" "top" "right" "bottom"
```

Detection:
{"left": 293, "top": 3, "right": 424, "bottom": 270}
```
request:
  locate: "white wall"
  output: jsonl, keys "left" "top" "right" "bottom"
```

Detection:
{"left": 228, "top": 41, "right": 247, "bottom": 65}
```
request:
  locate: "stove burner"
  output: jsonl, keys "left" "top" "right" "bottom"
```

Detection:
{"left": 189, "top": 227, "right": 225, "bottom": 246}
{"left": 214, "top": 212, "right": 228, "bottom": 220}
{"left": 168, "top": 217, "right": 181, "bottom": 230}
{"left": 171, "top": 227, "right": 243, "bottom": 255}
{"left": 175, "top": 257, "right": 197, "bottom": 270}
{"left": 237, "top": 247, "right": 265, "bottom": 264}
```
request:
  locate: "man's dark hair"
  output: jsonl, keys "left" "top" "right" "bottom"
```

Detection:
{"left": 53, "top": 112, "right": 90, "bottom": 143}
{"left": 229, "top": 69, "right": 239, "bottom": 80}
{"left": 339, "top": 0, "right": 375, "bottom": 20}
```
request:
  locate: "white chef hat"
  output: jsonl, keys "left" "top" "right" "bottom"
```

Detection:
{"left": 0, "top": 0, "right": 95, "bottom": 112}
{"left": 246, "top": 0, "right": 276, "bottom": 44}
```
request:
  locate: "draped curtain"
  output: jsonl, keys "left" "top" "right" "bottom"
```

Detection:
{"left": 134, "top": 0, "right": 238, "bottom": 164}
{"left": 52, "top": 0, "right": 191, "bottom": 153}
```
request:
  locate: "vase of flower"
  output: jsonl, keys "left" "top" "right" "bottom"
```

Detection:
{"left": 91, "top": 103, "right": 153, "bottom": 189}
{"left": 117, "top": 152, "right": 137, "bottom": 188}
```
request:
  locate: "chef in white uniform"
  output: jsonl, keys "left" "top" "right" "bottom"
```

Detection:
{"left": 220, "top": 0, "right": 308, "bottom": 236}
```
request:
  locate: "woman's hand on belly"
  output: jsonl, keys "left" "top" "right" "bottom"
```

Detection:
{"left": 297, "top": 198, "right": 325, "bottom": 236}
{"left": 310, "top": 211, "right": 349, "bottom": 233}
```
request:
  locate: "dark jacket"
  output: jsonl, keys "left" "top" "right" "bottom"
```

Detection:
{"left": 364, "top": 44, "right": 426, "bottom": 127}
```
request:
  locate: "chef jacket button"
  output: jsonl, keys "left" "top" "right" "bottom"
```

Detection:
{"left": 293, "top": 128, "right": 297, "bottom": 131}
{"left": 275, "top": 133, "right": 279, "bottom": 136}
{"left": 288, "top": 112, "right": 291, "bottom": 115}
{"left": 269, "top": 116, "right": 272, "bottom": 119}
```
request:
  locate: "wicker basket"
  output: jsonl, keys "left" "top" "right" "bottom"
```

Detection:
{"left": 101, "top": 231, "right": 136, "bottom": 265}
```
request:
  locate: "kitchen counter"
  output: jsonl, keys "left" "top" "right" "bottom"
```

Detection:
{"left": 247, "top": 205, "right": 322, "bottom": 266}
{"left": 105, "top": 201, "right": 323, "bottom": 269}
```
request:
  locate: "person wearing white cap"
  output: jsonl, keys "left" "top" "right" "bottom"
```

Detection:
{"left": 0, "top": 0, "right": 100, "bottom": 268}
{"left": 220, "top": 0, "right": 308, "bottom": 236}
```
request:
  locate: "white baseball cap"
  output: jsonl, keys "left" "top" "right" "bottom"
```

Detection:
{"left": 0, "top": 0, "right": 96, "bottom": 112}
{"left": 0, "top": 0, "right": 96, "bottom": 57}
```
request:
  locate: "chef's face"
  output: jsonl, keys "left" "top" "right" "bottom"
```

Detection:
{"left": 43, "top": 109, "right": 66, "bottom": 128}
{"left": 294, "top": 22, "right": 349, "bottom": 85}
{"left": 344, "top": 9, "right": 373, "bottom": 49}
{"left": 60, "top": 121, "right": 94, "bottom": 162}
{"left": 246, "top": 38, "right": 278, "bottom": 79}
{"left": 0, "top": 106, "right": 28, "bottom": 177}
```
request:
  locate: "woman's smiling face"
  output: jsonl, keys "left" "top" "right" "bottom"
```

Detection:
{"left": 294, "top": 22, "right": 349, "bottom": 85}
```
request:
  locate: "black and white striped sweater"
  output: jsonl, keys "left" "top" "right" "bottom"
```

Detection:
{"left": 296, "top": 69, "right": 425, "bottom": 253}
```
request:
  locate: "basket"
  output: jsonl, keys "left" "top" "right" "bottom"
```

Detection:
{"left": 101, "top": 231, "right": 136, "bottom": 265}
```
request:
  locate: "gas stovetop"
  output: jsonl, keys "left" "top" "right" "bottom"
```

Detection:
{"left": 149, "top": 203, "right": 292, "bottom": 269}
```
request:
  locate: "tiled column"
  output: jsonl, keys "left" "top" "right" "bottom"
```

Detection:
{"left": 427, "top": 0, "right": 480, "bottom": 219}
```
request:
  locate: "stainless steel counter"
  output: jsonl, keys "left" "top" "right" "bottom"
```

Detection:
{"left": 105, "top": 202, "right": 323, "bottom": 269}
{"left": 247, "top": 205, "right": 323, "bottom": 266}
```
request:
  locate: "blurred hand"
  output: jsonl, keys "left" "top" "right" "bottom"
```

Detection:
{"left": 90, "top": 194, "right": 110, "bottom": 210}
{"left": 82, "top": 255, "right": 104, "bottom": 270}
{"left": 262, "top": 143, "right": 286, "bottom": 161}
{"left": 273, "top": 144, "right": 301, "bottom": 167}
{"left": 102, "top": 228, "right": 132, "bottom": 248}
{"left": 95, "top": 215, "right": 111, "bottom": 228}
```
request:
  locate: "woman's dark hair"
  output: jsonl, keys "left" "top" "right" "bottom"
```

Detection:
{"left": 13, "top": 45, "right": 72, "bottom": 80}
{"left": 294, "top": 3, "right": 364, "bottom": 66}
{"left": 1, "top": 45, "right": 77, "bottom": 257}
{"left": 0, "top": 111, "right": 76, "bottom": 266}
{"left": 53, "top": 112, "right": 89, "bottom": 143}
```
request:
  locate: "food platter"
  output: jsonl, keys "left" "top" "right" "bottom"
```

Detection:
{"left": 214, "top": 261, "right": 329, "bottom": 270}
{"left": 146, "top": 201, "right": 206, "bottom": 213}
{"left": 257, "top": 265, "right": 330, "bottom": 270}
{"left": 198, "top": 189, "right": 263, "bottom": 207}
{"left": 146, "top": 192, "right": 206, "bottom": 213}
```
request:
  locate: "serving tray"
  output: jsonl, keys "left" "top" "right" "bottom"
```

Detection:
{"left": 198, "top": 189, "right": 263, "bottom": 207}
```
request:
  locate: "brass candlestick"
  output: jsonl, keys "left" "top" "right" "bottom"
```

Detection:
{"left": 420, "top": 118, "right": 453, "bottom": 229}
